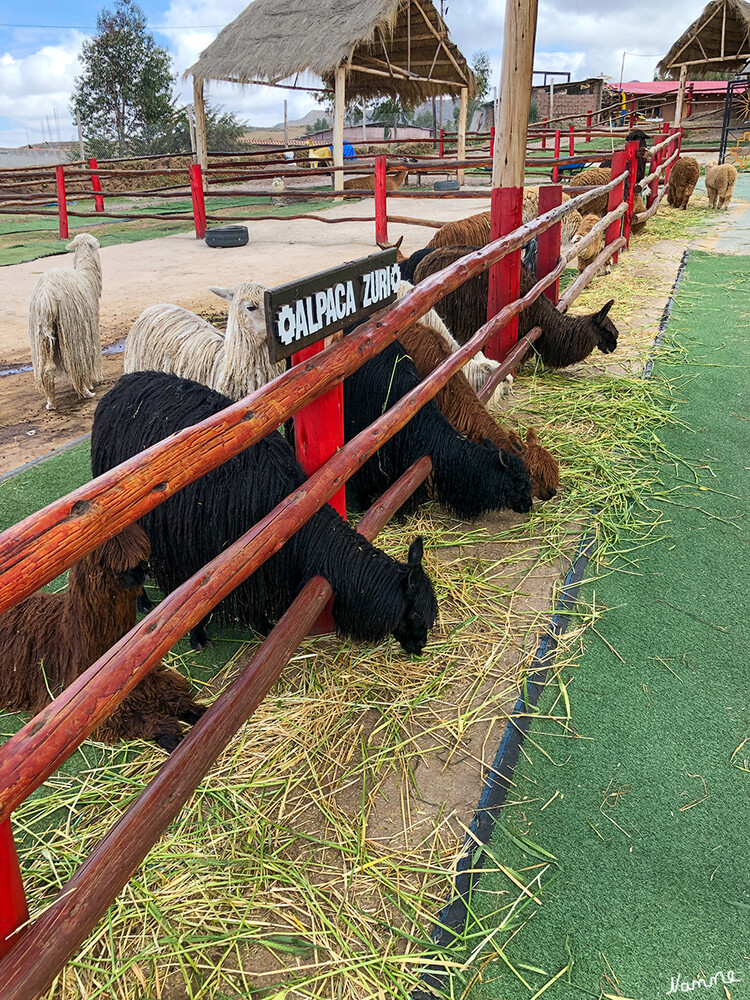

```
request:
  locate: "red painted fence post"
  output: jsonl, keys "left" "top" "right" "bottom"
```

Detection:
{"left": 490, "top": 126, "right": 495, "bottom": 158}
{"left": 374, "top": 154, "right": 388, "bottom": 244}
{"left": 569, "top": 123, "right": 575, "bottom": 157}
{"left": 439, "top": 129, "right": 445, "bottom": 157}
{"left": 55, "top": 165, "right": 68, "bottom": 240}
{"left": 189, "top": 164, "right": 206, "bottom": 239}
{"left": 552, "top": 129, "right": 561, "bottom": 182}
{"left": 604, "top": 147, "right": 627, "bottom": 266}
{"left": 537, "top": 184, "right": 562, "bottom": 305}
{"left": 541, "top": 118, "right": 548, "bottom": 150}
{"left": 485, "top": 185, "right": 522, "bottom": 362}
{"left": 647, "top": 144, "right": 663, "bottom": 209}
{"left": 664, "top": 128, "right": 679, "bottom": 185}
{"left": 88, "top": 157, "right": 104, "bottom": 213}
{"left": 622, "top": 138, "right": 640, "bottom": 249}
{"left": 0, "top": 818, "right": 28, "bottom": 959}
{"left": 586, "top": 111, "right": 592, "bottom": 142}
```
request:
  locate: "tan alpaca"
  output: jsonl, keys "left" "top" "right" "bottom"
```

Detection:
{"left": 705, "top": 162, "right": 738, "bottom": 210}
{"left": 344, "top": 166, "right": 408, "bottom": 191}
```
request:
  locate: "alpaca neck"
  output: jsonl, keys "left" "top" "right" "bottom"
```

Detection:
{"left": 64, "top": 562, "right": 137, "bottom": 667}
{"left": 74, "top": 249, "right": 103, "bottom": 299}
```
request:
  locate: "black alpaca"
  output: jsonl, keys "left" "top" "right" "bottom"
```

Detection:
{"left": 342, "top": 338, "right": 532, "bottom": 518}
{"left": 92, "top": 373, "right": 438, "bottom": 654}
{"left": 413, "top": 246, "right": 618, "bottom": 367}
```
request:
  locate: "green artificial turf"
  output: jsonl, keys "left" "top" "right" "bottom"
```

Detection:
{"left": 460, "top": 250, "right": 750, "bottom": 999}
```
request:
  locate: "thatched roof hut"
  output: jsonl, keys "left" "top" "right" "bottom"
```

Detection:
{"left": 186, "top": 0, "right": 476, "bottom": 189}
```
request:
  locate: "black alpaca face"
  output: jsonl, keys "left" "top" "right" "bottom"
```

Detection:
{"left": 594, "top": 300, "right": 618, "bottom": 354}
{"left": 391, "top": 537, "right": 438, "bottom": 655}
{"left": 119, "top": 560, "right": 149, "bottom": 592}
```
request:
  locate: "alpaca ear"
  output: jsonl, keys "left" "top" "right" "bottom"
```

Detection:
{"left": 407, "top": 536, "right": 424, "bottom": 568}
{"left": 394, "top": 235, "right": 404, "bottom": 250}
{"left": 596, "top": 299, "right": 615, "bottom": 320}
{"left": 209, "top": 286, "right": 234, "bottom": 303}
{"left": 526, "top": 426, "right": 539, "bottom": 445}
{"left": 485, "top": 438, "right": 507, "bottom": 466}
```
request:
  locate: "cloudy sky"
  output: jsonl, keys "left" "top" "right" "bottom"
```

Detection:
{"left": 0, "top": 0, "right": 710, "bottom": 148}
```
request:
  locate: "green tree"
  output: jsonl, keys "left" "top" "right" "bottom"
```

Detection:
{"left": 305, "top": 117, "right": 330, "bottom": 136}
{"left": 71, "top": 0, "right": 175, "bottom": 157}
{"left": 149, "top": 102, "right": 247, "bottom": 155}
{"left": 468, "top": 50, "right": 492, "bottom": 122}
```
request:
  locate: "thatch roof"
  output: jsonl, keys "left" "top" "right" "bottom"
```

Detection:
{"left": 656, "top": 0, "right": 750, "bottom": 78}
{"left": 185, "top": 0, "right": 476, "bottom": 102}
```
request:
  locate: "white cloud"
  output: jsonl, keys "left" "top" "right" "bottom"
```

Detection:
{"left": 0, "top": 37, "right": 84, "bottom": 146}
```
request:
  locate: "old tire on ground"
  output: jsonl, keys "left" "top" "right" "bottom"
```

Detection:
{"left": 433, "top": 179, "right": 460, "bottom": 192}
{"left": 205, "top": 226, "right": 249, "bottom": 248}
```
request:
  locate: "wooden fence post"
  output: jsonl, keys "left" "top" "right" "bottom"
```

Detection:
{"left": 490, "top": 125, "right": 495, "bottom": 158}
{"left": 552, "top": 129, "right": 561, "bottom": 182}
{"left": 537, "top": 184, "right": 562, "bottom": 304}
{"left": 664, "top": 128, "right": 679, "bottom": 184}
{"left": 485, "top": 186, "right": 523, "bottom": 362}
{"left": 374, "top": 155, "right": 388, "bottom": 244}
{"left": 189, "top": 164, "right": 206, "bottom": 239}
{"left": 0, "top": 819, "right": 28, "bottom": 959}
{"left": 622, "top": 138, "right": 640, "bottom": 249}
{"left": 439, "top": 129, "right": 445, "bottom": 157}
{"left": 55, "top": 165, "right": 68, "bottom": 240}
{"left": 604, "top": 147, "right": 627, "bottom": 266}
{"left": 586, "top": 111, "right": 592, "bottom": 142}
{"left": 647, "top": 145, "right": 663, "bottom": 209}
{"left": 88, "top": 158, "right": 104, "bottom": 213}
{"left": 569, "top": 123, "right": 575, "bottom": 157}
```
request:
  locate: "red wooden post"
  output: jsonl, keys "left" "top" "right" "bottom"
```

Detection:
{"left": 88, "top": 157, "right": 104, "bottom": 213}
{"left": 568, "top": 123, "right": 575, "bottom": 157}
{"left": 537, "top": 184, "right": 562, "bottom": 305}
{"left": 586, "top": 111, "right": 592, "bottom": 142}
{"left": 552, "top": 129, "right": 561, "bottom": 182}
{"left": 189, "top": 164, "right": 206, "bottom": 239}
{"left": 541, "top": 118, "right": 548, "bottom": 150}
{"left": 604, "top": 148, "right": 627, "bottom": 266}
{"left": 490, "top": 126, "right": 495, "bottom": 158}
{"left": 292, "top": 336, "right": 346, "bottom": 632}
{"left": 55, "top": 165, "right": 68, "bottom": 240}
{"left": 664, "top": 128, "right": 679, "bottom": 184}
{"left": 662, "top": 121, "right": 670, "bottom": 136}
{"left": 622, "top": 138, "right": 640, "bottom": 249}
{"left": 0, "top": 819, "right": 28, "bottom": 959}
{"left": 485, "top": 186, "right": 522, "bottom": 362}
{"left": 439, "top": 129, "right": 445, "bottom": 157}
{"left": 647, "top": 145, "right": 662, "bottom": 209}
{"left": 374, "top": 154, "right": 388, "bottom": 244}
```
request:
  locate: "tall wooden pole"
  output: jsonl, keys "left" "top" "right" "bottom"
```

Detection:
{"left": 456, "top": 87, "right": 468, "bottom": 185}
{"left": 283, "top": 99, "right": 288, "bottom": 146}
{"left": 674, "top": 63, "right": 688, "bottom": 126}
{"left": 187, "top": 104, "right": 196, "bottom": 156}
{"left": 333, "top": 63, "right": 346, "bottom": 196}
{"left": 75, "top": 111, "right": 84, "bottom": 161}
{"left": 487, "top": 0, "right": 539, "bottom": 361}
{"left": 193, "top": 77, "right": 208, "bottom": 191}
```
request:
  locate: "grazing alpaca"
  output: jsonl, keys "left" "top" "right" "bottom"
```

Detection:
{"left": 667, "top": 157, "right": 700, "bottom": 210}
{"left": 413, "top": 246, "right": 618, "bottom": 367}
{"left": 342, "top": 339, "right": 532, "bottom": 518}
{"left": 28, "top": 233, "right": 103, "bottom": 411}
{"left": 396, "top": 320, "right": 559, "bottom": 500}
{"left": 705, "top": 162, "right": 738, "bottom": 210}
{"left": 344, "top": 166, "right": 408, "bottom": 191}
{"left": 124, "top": 282, "right": 283, "bottom": 401}
{"left": 0, "top": 524, "right": 204, "bottom": 751}
{"left": 572, "top": 213, "right": 609, "bottom": 275}
{"left": 396, "top": 281, "right": 513, "bottom": 403}
{"left": 522, "top": 188, "right": 582, "bottom": 243}
{"left": 92, "top": 373, "right": 438, "bottom": 654}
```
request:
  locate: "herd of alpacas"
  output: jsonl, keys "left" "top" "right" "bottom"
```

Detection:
{"left": 8, "top": 151, "right": 729, "bottom": 752}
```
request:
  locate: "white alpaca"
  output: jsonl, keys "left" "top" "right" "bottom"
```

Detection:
{"left": 28, "top": 233, "right": 103, "bottom": 410}
{"left": 124, "top": 282, "right": 283, "bottom": 400}
{"left": 396, "top": 281, "right": 513, "bottom": 404}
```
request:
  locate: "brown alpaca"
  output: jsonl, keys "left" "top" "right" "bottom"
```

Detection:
{"left": 0, "top": 523, "right": 204, "bottom": 751}
{"left": 397, "top": 321, "right": 559, "bottom": 500}
{"left": 667, "top": 157, "right": 700, "bottom": 210}
{"left": 427, "top": 211, "right": 492, "bottom": 249}
{"left": 343, "top": 166, "right": 408, "bottom": 191}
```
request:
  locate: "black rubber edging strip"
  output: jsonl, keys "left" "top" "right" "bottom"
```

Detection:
{"left": 411, "top": 246, "right": 691, "bottom": 999}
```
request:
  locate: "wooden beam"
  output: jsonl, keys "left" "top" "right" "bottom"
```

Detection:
{"left": 665, "top": 4, "right": 722, "bottom": 69}
{"left": 192, "top": 77, "right": 208, "bottom": 191}
{"left": 347, "top": 62, "right": 460, "bottom": 89}
{"left": 492, "top": 0, "right": 538, "bottom": 188}
{"left": 722, "top": 0, "right": 727, "bottom": 58}
{"left": 457, "top": 87, "right": 468, "bottom": 184}
{"left": 674, "top": 63, "right": 688, "bottom": 126}
{"left": 333, "top": 63, "right": 345, "bottom": 196}
{"left": 411, "top": 0, "right": 470, "bottom": 86}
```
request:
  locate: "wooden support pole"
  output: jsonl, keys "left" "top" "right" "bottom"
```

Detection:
{"left": 457, "top": 87, "right": 468, "bottom": 185}
{"left": 604, "top": 148, "right": 627, "bottom": 266}
{"left": 193, "top": 76, "right": 208, "bottom": 191}
{"left": 55, "top": 165, "right": 68, "bottom": 240}
{"left": 187, "top": 105, "right": 196, "bottom": 156}
{"left": 333, "top": 63, "right": 346, "bottom": 196}
{"left": 75, "top": 112, "right": 84, "bottom": 161}
{"left": 374, "top": 154, "right": 388, "bottom": 243}
{"left": 0, "top": 819, "right": 28, "bottom": 960}
{"left": 487, "top": 0, "right": 539, "bottom": 361}
{"left": 283, "top": 100, "right": 288, "bottom": 147}
{"left": 88, "top": 158, "right": 104, "bottom": 213}
{"left": 674, "top": 64, "right": 688, "bottom": 127}
{"left": 536, "top": 184, "right": 562, "bottom": 304}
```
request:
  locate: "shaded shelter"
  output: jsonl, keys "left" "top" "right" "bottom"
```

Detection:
{"left": 185, "top": 0, "right": 476, "bottom": 190}
{"left": 656, "top": 0, "right": 750, "bottom": 124}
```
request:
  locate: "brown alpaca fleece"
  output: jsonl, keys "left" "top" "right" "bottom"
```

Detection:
{"left": 667, "top": 157, "right": 700, "bottom": 210}
{"left": 344, "top": 166, "right": 408, "bottom": 191}
{"left": 397, "top": 321, "right": 559, "bottom": 500}
{"left": 0, "top": 523, "right": 204, "bottom": 752}
{"left": 427, "top": 211, "right": 492, "bottom": 249}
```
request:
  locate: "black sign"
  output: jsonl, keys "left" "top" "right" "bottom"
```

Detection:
{"left": 263, "top": 248, "right": 399, "bottom": 362}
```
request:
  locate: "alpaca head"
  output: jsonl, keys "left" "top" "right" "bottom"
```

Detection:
{"left": 66, "top": 233, "right": 101, "bottom": 254}
{"left": 84, "top": 523, "right": 151, "bottom": 592}
{"left": 508, "top": 427, "right": 559, "bottom": 501}
{"left": 390, "top": 536, "right": 439, "bottom": 656}
{"left": 483, "top": 441, "right": 533, "bottom": 514}
{"left": 271, "top": 177, "right": 285, "bottom": 193}
{"left": 209, "top": 282, "right": 268, "bottom": 341}
{"left": 377, "top": 235, "right": 405, "bottom": 262}
{"left": 591, "top": 299, "right": 618, "bottom": 354}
